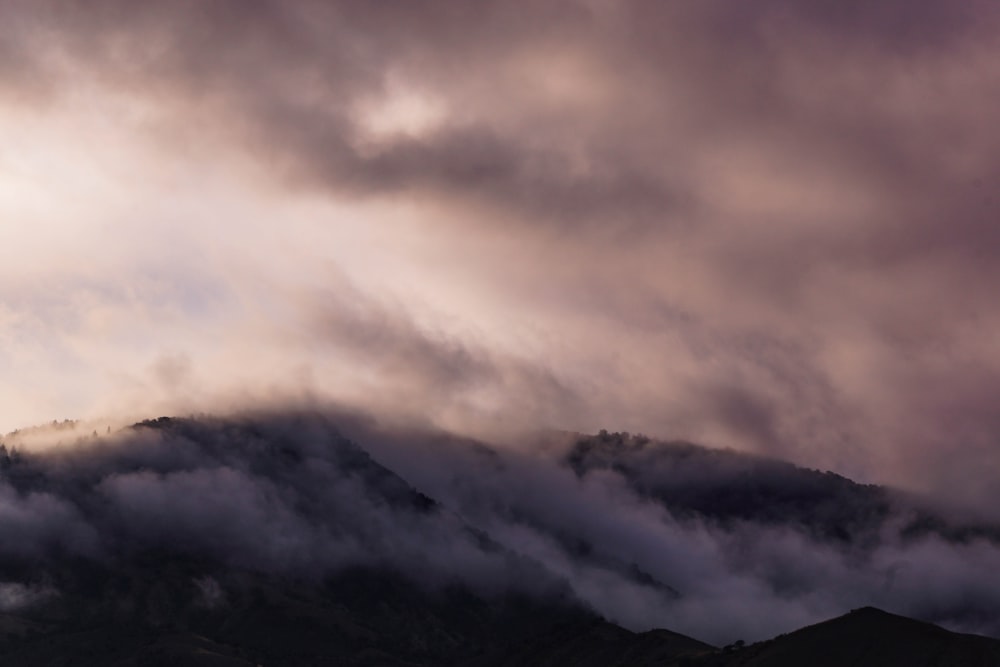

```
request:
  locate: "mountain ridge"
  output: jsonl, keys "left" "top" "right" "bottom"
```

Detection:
{"left": 1, "top": 413, "right": 999, "bottom": 663}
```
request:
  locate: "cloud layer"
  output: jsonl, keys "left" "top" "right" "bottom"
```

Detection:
{"left": 1, "top": 0, "right": 999, "bottom": 510}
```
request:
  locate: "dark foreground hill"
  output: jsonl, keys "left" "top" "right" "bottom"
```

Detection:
{"left": 1, "top": 413, "right": 1000, "bottom": 664}
{"left": 0, "top": 562, "right": 714, "bottom": 666}
{"left": 3, "top": 586, "right": 998, "bottom": 666}
{"left": 698, "top": 607, "right": 1000, "bottom": 667}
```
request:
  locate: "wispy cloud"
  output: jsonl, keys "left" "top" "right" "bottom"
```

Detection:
{"left": 1, "top": 0, "right": 999, "bottom": 510}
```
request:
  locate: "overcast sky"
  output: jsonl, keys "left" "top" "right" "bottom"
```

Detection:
{"left": 2, "top": 0, "right": 999, "bottom": 507}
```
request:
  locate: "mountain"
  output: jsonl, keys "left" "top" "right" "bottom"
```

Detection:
{"left": 469, "top": 621, "right": 714, "bottom": 666}
{"left": 0, "top": 415, "right": 712, "bottom": 665}
{"left": 567, "top": 429, "right": 1000, "bottom": 545}
{"left": 1, "top": 413, "right": 1000, "bottom": 664}
{"left": 698, "top": 607, "right": 1000, "bottom": 667}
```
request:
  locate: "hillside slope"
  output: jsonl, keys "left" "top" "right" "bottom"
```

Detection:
{"left": 702, "top": 607, "right": 1000, "bottom": 667}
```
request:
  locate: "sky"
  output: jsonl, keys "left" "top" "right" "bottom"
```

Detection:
{"left": 2, "top": 0, "right": 1000, "bottom": 509}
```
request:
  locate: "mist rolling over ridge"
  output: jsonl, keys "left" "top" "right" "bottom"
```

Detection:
{"left": 2, "top": 410, "right": 1000, "bottom": 661}
{"left": 3, "top": 0, "right": 1000, "bottom": 662}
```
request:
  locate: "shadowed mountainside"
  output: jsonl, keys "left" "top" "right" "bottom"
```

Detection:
{"left": 0, "top": 416, "right": 712, "bottom": 665}
{"left": 1, "top": 414, "right": 999, "bottom": 664}
{"left": 698, "top": 607, "right": 1000, "bottom": 667}
{"left": 567, "top": 429, "right": 1000, "bottom": 546}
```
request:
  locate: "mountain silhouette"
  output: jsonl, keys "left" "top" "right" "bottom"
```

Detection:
{"left": 0, "top": 414, "right": 999, "bottom": 664}
{"left": 696, "top": 607, "right": 1000, "bottom": 667}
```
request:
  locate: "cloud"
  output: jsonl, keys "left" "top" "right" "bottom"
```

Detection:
{"left": 0, "top": 483, "right": 100, "bottom": 559}
{"left": 335, "top": 417, "right": 1000, "bottom": 644}
{"left": 0, "top": 0, "right": 999, "bottom": 513}
{"left": 0, "top": 413, "right": 563, "bottom": 602}
{"left": 0, "top": 582, "right": 56, "bottom": 612}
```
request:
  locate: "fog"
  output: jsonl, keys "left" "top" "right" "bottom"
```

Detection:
{"left": 3, "top": 411, "right": 1000, "bottom": 645}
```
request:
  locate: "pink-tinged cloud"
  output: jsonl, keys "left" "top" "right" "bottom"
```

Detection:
{"left": 1, "top": 0, "right": 999, "bottom": 510}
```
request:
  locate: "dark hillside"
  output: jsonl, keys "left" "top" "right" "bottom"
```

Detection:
{"left": 700, "top": 607, "right": 1000, "bottom": 667}
{"left": 567, "top": 430, "right": 1000, "bottom": 545}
